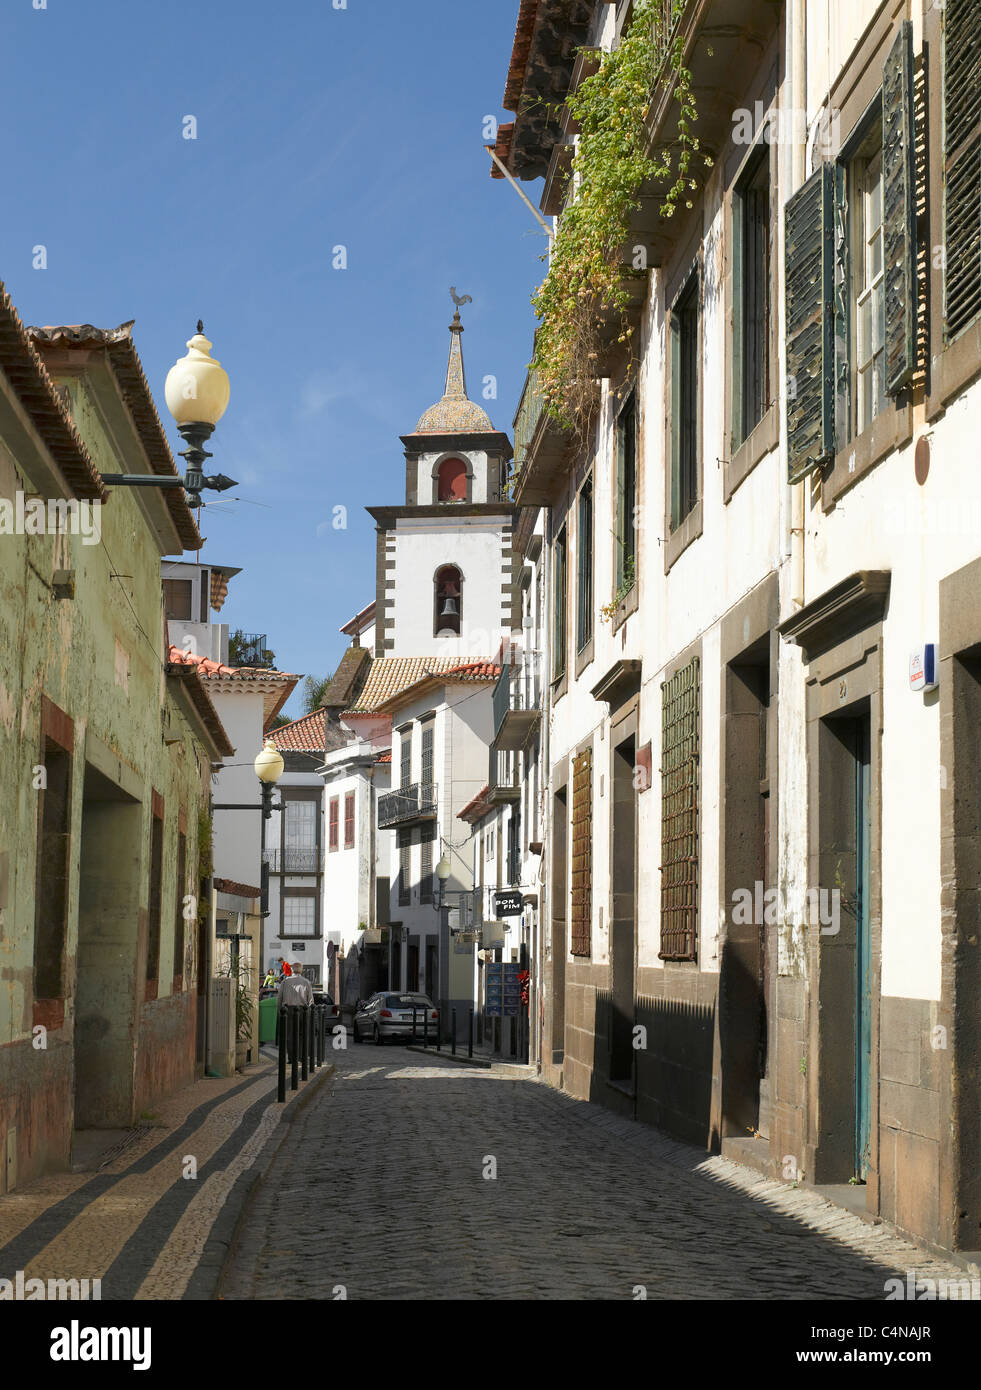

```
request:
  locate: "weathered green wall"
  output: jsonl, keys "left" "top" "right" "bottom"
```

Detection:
{"left": 0, "top": 371, "right": 212, "bottom": 1189}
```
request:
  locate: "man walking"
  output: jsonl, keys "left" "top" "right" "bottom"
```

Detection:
{"left": 278, "top": 962, "right": 312, "bottom": 1008}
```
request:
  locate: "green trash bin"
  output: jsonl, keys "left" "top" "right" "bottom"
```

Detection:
{"left": 258, "top": 995, "right": 279, "bottom": 1044}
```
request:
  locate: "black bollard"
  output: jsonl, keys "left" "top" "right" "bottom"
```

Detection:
{"left": 278, "top": 1006, "right": 287, "bottom": 1103}
{"left": 424, "top": 1007, "right": 429, "bottom": 1049}
{"left": 451, "top": 1008, "right": 457, "bottom": 1055}
{"left": 300, "top": 1007, "right": 309, "bottom": 1081}
{"left": 290, "top": 1008, "right": 299, "bottom": 1091}
{"left": 468, "top": 1008, "right": 474, "bottom": 1059}
{"left": 412, "top": 1006, "right": 418, "bottom": 1045}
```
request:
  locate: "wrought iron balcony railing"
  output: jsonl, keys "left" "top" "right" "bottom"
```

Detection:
{"left": 492, "top": 652, "right": 542, "bottom": 751}
{"left": 262, "top": 847, "right": 321, "bottom": 873}
{"left": 377, "top": 782, "right": 437, "bottom": 829}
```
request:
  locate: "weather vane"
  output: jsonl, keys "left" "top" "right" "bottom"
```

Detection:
{"left": 450, "top": 287, "right": 472, "bottom": 309}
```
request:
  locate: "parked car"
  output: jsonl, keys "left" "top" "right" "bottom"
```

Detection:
{"left": 353, "top": 992, "right": 438, "bottom": 1044}
{"left": 312, "top": 990, "right": 342, "bottom": 1027}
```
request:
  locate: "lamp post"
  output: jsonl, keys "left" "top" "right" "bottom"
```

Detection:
{"left": 99, "top": 322, "right": 237, "bottom": 504}
{"left": 211, "top": 739, "right": 284, "bottom": 982}
{"left": 433, "top": 853, "right": 452, "bottom": 1043}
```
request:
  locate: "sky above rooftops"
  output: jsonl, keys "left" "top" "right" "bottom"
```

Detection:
{"left": 0, "top": 0, "right": 544, "bottom": 719}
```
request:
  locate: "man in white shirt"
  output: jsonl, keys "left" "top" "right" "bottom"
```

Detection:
{"left": 278, "top": 962, "right": 313, "bottom": 1008}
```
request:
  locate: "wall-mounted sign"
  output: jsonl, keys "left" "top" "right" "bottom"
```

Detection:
{"left": 495, "top": 890, "right": 522, "bottom": 917}
{"left": 909, "top": 644, "right": 938, "bottom": 692}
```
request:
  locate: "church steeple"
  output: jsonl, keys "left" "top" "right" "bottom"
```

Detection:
{"left": 414, "top": 295, "right": 495, "bottom": 435}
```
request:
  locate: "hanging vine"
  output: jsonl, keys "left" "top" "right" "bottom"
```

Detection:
{"left": 529, "top": 0, "right": 712, "bottom": 431}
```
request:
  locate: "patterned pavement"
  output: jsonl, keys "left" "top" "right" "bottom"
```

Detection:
{"left": 221, "top": 1045, "right": 978, "bottom": 1302}
{"left": 0, "top": 1054, "right": 332, "bottom": 1300}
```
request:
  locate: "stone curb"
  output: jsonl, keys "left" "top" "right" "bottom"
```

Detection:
{"left": 196, "top": 1062, "right": 336, "bottom": 1301}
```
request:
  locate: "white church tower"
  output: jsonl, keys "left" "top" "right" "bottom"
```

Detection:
{"left": 368, "top": 301, "right": 517, "bottom": 659}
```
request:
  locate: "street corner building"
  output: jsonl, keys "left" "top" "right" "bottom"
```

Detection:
{"left": 491, "top": 0, "right": 981, "bottom": 1257}
{"left": 0, "top": 292, "right": 233, "bottom": 1191}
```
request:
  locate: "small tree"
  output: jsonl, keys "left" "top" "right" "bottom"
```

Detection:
{"left": 302, "top": 674, "right": 333, "bottom": 712}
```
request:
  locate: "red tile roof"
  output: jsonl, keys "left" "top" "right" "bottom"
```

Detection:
{"left": 214, "top": 877, "right": 260, "bottom": 900}
{"left": 344, "top": 657, "right": 502, "bottom": 718}
{"left": 269, "top": 707, "right": 348, "bottom": 755}
{"left": 0, "top": 282, "right": 107, "bottom": 503}
{"left": 29, "top": 321, "right": 203, "bottom": 551}
{"left": 458, "top": 784, "right": 492, "bottom": 823}
{"left": 375, "top": 751, "right": 392, "bottom": 764}
{"left": 165, "top": 644, "right": 300, "bottom": 726}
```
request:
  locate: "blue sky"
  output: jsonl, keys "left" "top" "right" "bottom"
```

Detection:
{"left": 0, "top": 0, "right": 546, "bottom": 718}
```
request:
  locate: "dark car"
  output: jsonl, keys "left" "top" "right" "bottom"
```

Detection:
{"left": 353, "top": 992, "right": 438, "bottom": 1044}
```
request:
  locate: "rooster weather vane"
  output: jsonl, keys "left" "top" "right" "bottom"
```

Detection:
{"left": 450, "top": 287, "right": 472, "bottom": 309}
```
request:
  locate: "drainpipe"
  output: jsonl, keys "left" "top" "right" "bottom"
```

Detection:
{"left": 785, "top": 0, "right": 807, "bottom": 610}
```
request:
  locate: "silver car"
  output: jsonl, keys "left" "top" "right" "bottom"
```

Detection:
{"left": 353, "top": 992, "right": 438, "bottom": 1044}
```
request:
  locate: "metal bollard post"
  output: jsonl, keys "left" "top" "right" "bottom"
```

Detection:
{"left": 424, "top": 1007, "right": 429, "bottom": 1049}
{"left": 308, "top": 1006, "right": 315, "bottom": 1072}
{"left": 451, "top": 1008, "right": 457, "bottom": 1055}
{"left": 468, "top": 1009, "right": 474, "bottom": 1059}
{"left": 300, "top": 1007, "right": 309, "bottom": 1081}
{"left": 278, "top": 1007, "right": 287, "bottom": 1103}
{"left": 412, "top": 1006, "right": 418, "bottom": 1045}
{"left": 436, "top": 1010, "right": 441, "bottom": 1051}
{"left": 290, "top": 1008, "right": 299, "bottom": 1091}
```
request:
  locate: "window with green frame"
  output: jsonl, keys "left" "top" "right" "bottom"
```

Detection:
{"left": 576, "top": 476, "right": 593, "bottom": 652}
{"left": 552, "top": 523, "right": 567, "bottom": 681}
{"left": 614, "top": 396, "right": 636, "bottom": 590}
{"left": 669, "top": 271, "right": 700, "bottom": 531}
{"left": 732, "top": 143, "right": 770, "bottom": 449}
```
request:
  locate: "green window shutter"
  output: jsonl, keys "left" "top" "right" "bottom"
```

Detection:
{"left": 669, "top": 311, "right": 682, "bottom": 527}
{"left": 785, "top": 164, "right": 834, "bottom": 482}
{"left": 943, "top": 0, "right": 981, "bottom": 341}
{"left": 882, "top": 20, "right": 916, "bottom": 394}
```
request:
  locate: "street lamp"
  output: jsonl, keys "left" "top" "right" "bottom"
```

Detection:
{"left": 434, "top": 854, "right": 452, "bottom": 910}
{"left": 98, "top": 322, "right": 237, "bottom": 506}
{"left": 164, "top": 323, "right": 236, "bottom": 507}
{"left": 254, "top": 738, "right": 285, "bottom": 820}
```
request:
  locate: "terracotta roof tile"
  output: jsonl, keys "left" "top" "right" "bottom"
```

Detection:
{"left": 458, "top": 784, "right": 492, "bottom": 822}
{"left": 29, "top": 321, "right": 203, "bottom": 551}
{"left": 343, "top": 656, "right": 500, "bottom": 716}
{"left": 0, "top": 283, "right": 107, "bottom": 503}
{"left": 270, "top": 707, "right": 348, "bottom": 755}
{"left": 214, "top": 877, "right": 260, "bottom": 900}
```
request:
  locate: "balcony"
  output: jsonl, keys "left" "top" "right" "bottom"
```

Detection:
{"left": 488, "top": 749, "right": 520, "bottom": 805}
{"left": 493, "top": 653, "right": 542, "bottom": 751}
{"left": 262, "top": 847, "right": 321, "bottom": 873}
{"left": 510, "top": 368, "right": 573, "bottom": 507}
{"left": 228, "top": 631, "right": 275, "bottom": 668}
{"left": 377, "top": 782, "right": 437, "bottom": 829}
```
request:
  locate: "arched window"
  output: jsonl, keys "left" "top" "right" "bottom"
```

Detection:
{"left": 434, "top": 565, "right": 462, "bottom": 637}
{"left": 436, "top": 457, "right": 468, "bottom": 502}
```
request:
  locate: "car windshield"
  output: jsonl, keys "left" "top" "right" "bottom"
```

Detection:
{"left": 384, "top": 995, "right": 431, "bottom": 1008}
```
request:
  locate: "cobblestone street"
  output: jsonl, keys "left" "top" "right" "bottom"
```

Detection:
{"left": 222, "top": 1047, "right": 973, "bottom": 1302}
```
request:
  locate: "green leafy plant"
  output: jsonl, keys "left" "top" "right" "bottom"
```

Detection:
{"left": 599, "top": 553, "right": 636, "bottom": 624}
{"left": 530, "top": 0, "right": 712, "bottom": 430}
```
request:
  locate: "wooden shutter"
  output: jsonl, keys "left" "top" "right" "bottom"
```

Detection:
{"left": 785, "top": 165, "right": 834, "bottom": 482}
{"left": 659, "top": 657, "right": 699, "bottom": 961}
{"left": 943, "top": 0, "right": 981, "bottom": 340}
{"left": 344, "top": 792, "right": 355, "bottom": 848}
{"left": 882, "top": 21, "right": 916, "bottom": 393}
{"left": 570, "top": 748, "right": 592, "bottom": 957}
{"left": 328, "top": 796, "right": 339, "bottom": 852}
